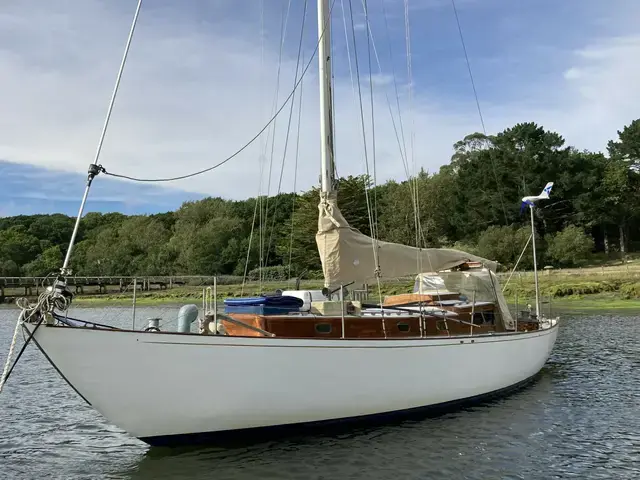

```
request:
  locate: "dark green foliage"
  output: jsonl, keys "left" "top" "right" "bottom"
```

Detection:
{"left": 546, "top": 225, "right": 594, "bottom": 267}
{"left": 0, "top": 226, "right": 42, "bottom": 267}
{"left": 0, "top": 119, "right": 639, "bottom": 277}
{"left": 22, "top": 245, "right": 64, "bottom": 277}
{"left": 607, "top": 119, "right": 640, "bottom": 170}
{"left": 477, "top": 225, "right": 537, "bottom": 269}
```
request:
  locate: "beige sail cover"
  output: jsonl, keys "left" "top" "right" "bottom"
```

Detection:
{"left": 316, "top": 191, "right": 498, "bottom": 287}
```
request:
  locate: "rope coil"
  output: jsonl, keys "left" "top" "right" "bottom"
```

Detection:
{"left": 0, "top": 289, "right": 70, "bottom": 394}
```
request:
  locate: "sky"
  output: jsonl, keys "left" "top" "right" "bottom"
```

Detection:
{"left": 1, "top": 0, "right": 639, "bottom": 217}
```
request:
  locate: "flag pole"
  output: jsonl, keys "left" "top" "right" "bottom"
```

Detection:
{"left": 529, "top": 204, "right": 540, "bottom": 318}
{"left": 521, "top": 182, "right": 553, "bottom": 320}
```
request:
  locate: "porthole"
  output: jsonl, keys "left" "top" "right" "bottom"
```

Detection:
{"left": 397, "top": 322, "right": 410, "bottom": 332}
{"left": 315, "top": 323, "right": 332, "bottom": 334}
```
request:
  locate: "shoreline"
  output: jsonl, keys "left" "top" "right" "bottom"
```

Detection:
{"left": 2, "top": 270, "right": 639, "bottom": 312}
{"left": 2, "top": 292, "right": 639, "bottom": 313}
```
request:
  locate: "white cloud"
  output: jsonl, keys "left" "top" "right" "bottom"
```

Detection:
{"left": 0, "top": 0, "right": 639, "bottom": 204}
{"left": 536, "top": 35, "right": 640, "bottom": 152}
{"left": 563, "top": 68, "right": 581, "bottom": 80}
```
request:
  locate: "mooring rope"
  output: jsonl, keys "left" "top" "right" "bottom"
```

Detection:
{"left": 0, "top": 312, "right": 23, "bottom": 394}
{"left": 0, "top": 290, "right": 70, "bottom": 394}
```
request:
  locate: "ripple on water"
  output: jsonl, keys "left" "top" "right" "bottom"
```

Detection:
{"left": 1, "top": 309, "right": 640, "bottom": 479}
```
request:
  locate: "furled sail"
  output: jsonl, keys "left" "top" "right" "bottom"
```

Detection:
{"left": 315, "top": 191, "right": 498, "bottom": 287}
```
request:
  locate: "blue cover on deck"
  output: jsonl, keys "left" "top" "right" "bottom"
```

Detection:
{"left": 223, "top": 295, "right": 304, "bottom": 308}
{"left": 224, "top": 305, "right": 301, "bottom": 315}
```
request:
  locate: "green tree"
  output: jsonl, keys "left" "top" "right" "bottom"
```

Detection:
{"left": 336, "top": 175, "right": 373, "bottom": 236}
{"left": 1, "top": 118, "right": 639, "bottom": 277}
{"left": 27, "top": 214, "right": 75, "bottom": 246}
{"left": 547, "top": 225, "right": 594, "bottom": 267}
{"left": 376, "top": 179, "right": 416, "bottom": 245}
{"left": 447, "top": 123, "right": 572, "bottom": 240}
{"left": 276, "top": 188, "right": 320, "bottom": 276}
{"left": 172, "top": 216, "right": 243, "bottom": 275}
{"left": 22, "top": 245, "right": 64, "bottom": 276}
{"left": 0, "top": 259, "right": 20, "bottom": 276}
{"left": 607, "top": 119, "right": 640, "bottom": 170}
{"left": 477, "top": 225, "right": 538, "bottom": 269}
{"left": 0, "top": 226, "right": 41, "bottom": 267}
{"left": 605, "top": 119, "right": 640, "bottom": 255}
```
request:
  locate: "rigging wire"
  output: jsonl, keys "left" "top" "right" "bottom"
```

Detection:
{"left": 338, "top": 0, "right": 360, "bottom": 195}
{"left": 360, "top": 1, "right": 443, "bottom": 270}
{"left": 380, "top": 0, "right": 410, "bottom": 176}
{"left": 402, "top": 0, "right": 423, "bottom": 273}
{"left": 343, "top": 0, "right": 403, "bottom": 198}
{"left": 400, "top": 0, "right": 444, "bottom": 320}
{"left": 360, "top": 0, "right": 422, "bottom": 237}
{"left": 366, "top": 0, "right": 429, "bottom": 254}
{"left": 264, "top": 0, "right": 309, "bottom": 269}
{"left": 61, "top": 0, "right": 143, "bottom": 274}
{"left": 241, "top": 193, "right": 259, "bottom": 295}
{"left": 362, "top": 0, "right": 386, "bottom": 333}
{"left": 340, "top": 0, "right": 358, "bottom": 114}
{"left": 242, "top": 0, "right": 268, "bottom": 295}
{"left": 258, "top": 0, "right": 268, "bottom": 290}
{"left": 363, "top": 0, "right": 379, "bottom": 241}
{"left": 102, "top": 0, "right": 339, "bottom": 185}
{"left": 261, "top": 0, "right": 293, "bottom": 281}
{"left": 502, "top": 233, "right": 533, "bottom": 292}
{"left": 451, "top": 0, "right": 485, "bottom": 135}
{"left": 347, "top": 0, "right": 385, "bottom": 333}
{"left": 287, "top": 51, "right": 306, "bottom": 280}
{"left": 343, "top": 0, "right": 385, "bottom": 242}
{"left": 346, "top": 0, "right": 378, "bottom": 250}
{"left": 450, "top": 0, "right": 509, "bottom": 226}
{"left": 359, "top": 0, "right": 414, "bottom": 194}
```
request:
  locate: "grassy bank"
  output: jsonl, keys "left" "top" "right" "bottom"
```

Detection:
{"left": 501, "top": 271, "right": 640, "bottom": 310}
{"left": 532, "top": 294, "right": 640, "bottom": 312}
{"left": 3, "top": 268, "right": 639, "bottom": 312}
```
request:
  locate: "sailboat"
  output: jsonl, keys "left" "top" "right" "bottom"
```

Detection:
{"left": 5, "top": 0, "right": 559, "bottom": 446}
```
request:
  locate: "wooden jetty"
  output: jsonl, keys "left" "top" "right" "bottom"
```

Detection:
{"left": 0, "top": 275, "right": 228, "bottom": 301}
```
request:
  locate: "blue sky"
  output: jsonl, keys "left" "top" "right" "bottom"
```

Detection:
{"left": 1, "top": 0, "right": 639, "bottom": 216}
{"left": 0, "top": 160, "right": 202, "bottom": 216}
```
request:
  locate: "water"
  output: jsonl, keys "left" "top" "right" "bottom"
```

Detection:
{"left": 1, "top": 307, "right": 639, "bottom": 479}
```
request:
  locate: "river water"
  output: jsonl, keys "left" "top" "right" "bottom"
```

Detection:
{"left": 0, "top": 306, "right": 639, "bottom": 479}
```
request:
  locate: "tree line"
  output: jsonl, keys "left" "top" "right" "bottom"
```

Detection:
{"left": 1, "top": 119, "right": 638, "bottom": 278}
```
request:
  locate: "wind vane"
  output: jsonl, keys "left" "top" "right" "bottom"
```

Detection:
{"left": 521, "top": 182, "right": 553, "bottom": 213}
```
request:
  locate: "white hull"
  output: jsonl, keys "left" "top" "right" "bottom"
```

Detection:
{"left": 27, "top": 321, "right": 558, "bottom": 445}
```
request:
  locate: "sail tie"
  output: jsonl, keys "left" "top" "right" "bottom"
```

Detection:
{"left": 319, "top": 199, "right": 342, "bottom": 229}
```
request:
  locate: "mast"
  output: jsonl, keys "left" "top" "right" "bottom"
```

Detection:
{"left": 317, "top": 0, "right": 335, "bottom": 193}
